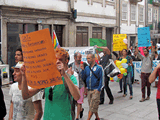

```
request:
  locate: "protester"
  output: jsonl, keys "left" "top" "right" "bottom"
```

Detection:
{"left": 154, "top": 51, "right": 160, "bottom": 60}
{"left": 15, "top": 48, "right": 23, "bottom": 63}
{"left": 128, "top": 51, "right": 135, "bottom": 84}
{"left": 0, "top": 87, "right": 6, "bottom": 119}
{"left": 136, "top": 42, "right": 155, "bottom": 102}
{"left": 9, "top": 62, "right": 43, "bottom": 120}
{"left": 149, "top": 63, "right": 160, "bottom": 120}
{"left": 21, "top": 48, "right": 80, "bottom": 120}
{"left": 120, "top": 49, "right": 133, "bottom": 99}
{"left": 69, "top": 52, "right": 88, "bottom": 120}
{"left": 133, "top": 47, "right": 141, "bottom": 61}
{"left": 10, "top": 48, "right": 23, "bottom": 83}
{"left": 95, "top": 45, "right": 114, "bottom": 105}
{"left": 81, "top": 53, "right": 103, "bottom": 120}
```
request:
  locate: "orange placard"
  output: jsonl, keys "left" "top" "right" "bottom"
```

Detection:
{"left": 19, "top": 29, "right": 62, "bottom": 89}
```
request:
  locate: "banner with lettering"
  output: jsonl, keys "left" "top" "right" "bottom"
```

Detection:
{"left": 63, "top": 46, "right": 95, "bottom": 64}
{"left": 133, "top": 60, "right": 160, "bottom": 81}
{"left": 19, "top": 29, "right": 62, "bottom": 89}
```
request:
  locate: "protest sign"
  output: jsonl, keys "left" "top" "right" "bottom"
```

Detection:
{"left": 19, "top": 29, "right": 62, "bottom": 89}
{"left": 63, "top": 46, "right": 95, "bottom": 64}
{"left": 133, "top": 60, "right": 160, "bottom": 81}
{"left": 89, "top": 38, "right": 107, "bottom": 51}
{"left": 113, "top": 34, "right": 127, "bottom": 51}
{"left": 138, "top": 27, "right": 151, "bottom": 47}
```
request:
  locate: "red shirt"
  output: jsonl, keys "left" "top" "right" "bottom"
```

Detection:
{"left": 156, "top": 68, "right": 160, "bottom": 99}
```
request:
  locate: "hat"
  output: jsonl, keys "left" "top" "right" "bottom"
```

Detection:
{"left": 12, "top": 61, "right": 24, "bottom": 69}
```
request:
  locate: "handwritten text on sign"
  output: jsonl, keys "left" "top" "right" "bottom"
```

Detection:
{"left": 19, "top": 29, "right": 62, "bottom": 89}
{"left": 113, "top": 34, "right": 127, "bottom": 51}
{"left": 138, "top": 27, "right": 151, "bottom": 47}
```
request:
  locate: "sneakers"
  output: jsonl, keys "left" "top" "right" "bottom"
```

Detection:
{"left": 109, "top": 100, "right": 113, "bottom": 104}
{"left": 145, "top": 96, "right": 150, "bottom": 100}
{"left": 80, "top": 108, "right": 84, "bottom": 118}
{"left": 118, "top": 90, "right": 123, "bottom": 93}
{"left": 139, "top": 98, "right": 145, "bottom": 102}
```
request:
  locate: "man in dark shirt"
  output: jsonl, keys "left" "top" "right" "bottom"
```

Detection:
{"left": 95, "top": 45, "right": 114, "bottom": 105}
{"left": 0, "top": 87, "right": 6, "bottom": 119}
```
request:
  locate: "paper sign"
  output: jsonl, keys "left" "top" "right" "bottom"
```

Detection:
{"left": 113, "top": 34, "right": 127, "bottom": 51}
{"left": 138, "top": 27, "right": 151, "bottom": 47}
{"left": 19, "top": 29, "right": 62, "bottom": 89}
{"left": 90, "top": 38, "right": 107, "bottom": 51}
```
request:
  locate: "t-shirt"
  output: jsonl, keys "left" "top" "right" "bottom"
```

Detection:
{"left": 99, "top": 54, "right": 111, "bottom": 69}
{"left": 156, "top": 68, "right": 160, "bottom": 99}
{"left": 119, "top": 56, "right": 132, "bottom": 72}
{"left": 43, "top": 75, "right": 78, "bottom": 120}
{"left": 9, "top": 82, "right": 42, "bottom": 120}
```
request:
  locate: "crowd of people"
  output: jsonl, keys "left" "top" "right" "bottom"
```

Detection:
{"left": 1, "top": 41, "right": 160, "bottom": 120}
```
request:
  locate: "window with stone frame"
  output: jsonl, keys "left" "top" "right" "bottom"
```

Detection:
{"left": 122, "top": 3, "right": 128, "bottom": 20}
{"left": 92, "top": 27, "right": 102, "bottom": 39}
{"left": 154, "top": 9, "right": 158, "bottom": 23}
{"left": 148, "top": 8, "right": 152, "bottom": 22}
{"left": 131, "top": 4, "right": 136, "bottom": 21}
{"left": 139, "top": 7, "right": 144, "bottom": 22}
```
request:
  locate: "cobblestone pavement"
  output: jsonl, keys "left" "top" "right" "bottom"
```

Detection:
{"left": 2, "top": 81, "right": 158, "bottom": 120}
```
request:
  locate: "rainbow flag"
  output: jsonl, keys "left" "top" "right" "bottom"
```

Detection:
{"left": 53, "top": 30, "right": 60, "bottom": 49}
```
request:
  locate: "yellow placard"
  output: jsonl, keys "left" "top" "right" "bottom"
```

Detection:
{"left": 19, "top": 29, "right": 63, "bottom": 89}
{"left": 113, "top": 34, "right": 127, "bottom": 51}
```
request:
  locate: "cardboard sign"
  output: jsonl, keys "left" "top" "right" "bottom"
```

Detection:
{"left": 19, "top": 29, "right": 62, "bottom": 89}
{"left": 113, "top": 34, "right": 127, "bottom": 51}
{"left": 89, "top": 38, "right": 107, "bottom": 51}
{"left": 138, "top": 27, "right": 151, "bottom": 47}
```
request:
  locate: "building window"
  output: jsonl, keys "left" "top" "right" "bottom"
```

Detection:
{"left": 139, "top": 7, "right": 144, "bottom": 22}
{"left": 54, "top": 25, "right": 64, "bottom": 47}
{"left": 148, "top": 8, "right": 152, "bottom": 22}
{"left": 131, "top": 4, "right": 136, "bottom": 21}
{"left": 92, "top": 27, "right": 102, "bottom": 39}
{"left": 122, "top": 3, "right": 128, "bottom": 20}
{"left": 154, "top": 9, "right": 158, "bottom": 23}
{"left": 42, "top": 24, "right": 52, "bottom": 35}
{"left": 76, "top": 27, "right": 88, "bottom": 47}
{"left": 7, "top": 23, "right": 38, "bottom": 67}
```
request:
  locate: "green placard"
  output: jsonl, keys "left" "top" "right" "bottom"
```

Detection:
{"left": 90, "top": 38, "right": 107, "bottom": 51}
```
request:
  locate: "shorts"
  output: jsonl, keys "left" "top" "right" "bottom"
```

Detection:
{"left": 88, "top": 90, "right": 100, "bottom": 113}
{"left": 77, "top": 87, "right": 84, "bottom": 104}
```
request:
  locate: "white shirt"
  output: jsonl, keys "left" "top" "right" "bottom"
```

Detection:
{"left": 9, "top": 82, "right": 42, "bottom": 120}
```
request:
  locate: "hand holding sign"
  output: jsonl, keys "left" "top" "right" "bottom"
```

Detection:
{"left": 20, "top": 29, "right": 62, "bottom": 89}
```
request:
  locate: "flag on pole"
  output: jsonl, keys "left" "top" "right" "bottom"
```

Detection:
{"left": 53, "top": 30, "right": 60, "bottom": 49}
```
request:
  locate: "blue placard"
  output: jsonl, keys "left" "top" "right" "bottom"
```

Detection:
{"left": 138, "top": 27, "right": 151, "bottom": 47}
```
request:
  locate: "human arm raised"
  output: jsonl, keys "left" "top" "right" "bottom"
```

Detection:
{"left": 21, "top": 65, "right": 40, "bottom": 100}
{"left": 95, "top": 45, "right": 111, "bottom": 55}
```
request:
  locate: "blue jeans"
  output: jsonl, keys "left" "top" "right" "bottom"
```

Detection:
{"left": 123, "top": 72, "right": 133, "bottom": 96}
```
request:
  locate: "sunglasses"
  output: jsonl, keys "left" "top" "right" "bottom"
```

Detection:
{"left": 48, "top": 87, "right": 54, "bottom": 101}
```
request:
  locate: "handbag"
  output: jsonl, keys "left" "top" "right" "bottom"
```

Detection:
{"left": 104, "top": 59, "right": 120, "bottom": 78}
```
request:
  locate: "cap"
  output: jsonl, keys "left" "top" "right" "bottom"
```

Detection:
{"left": 12, "top": 61, "right": 24, "bottom": 69}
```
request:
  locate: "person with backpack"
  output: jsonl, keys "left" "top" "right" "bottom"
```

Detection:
{"left": 21, "top": 48, "right": 80, "bottom": 120}
{"left": 81, "top": 53, "right": 103, "bottom": 120}
{"left": 135, "top": 42, "right": 155, "bottom": 102}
